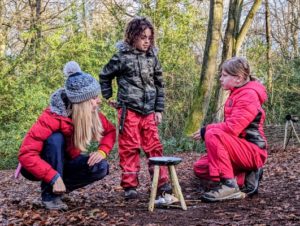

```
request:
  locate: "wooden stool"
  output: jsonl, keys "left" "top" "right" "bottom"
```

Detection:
{"left": 148, "top": 156, "right": 187, "bottom": 212}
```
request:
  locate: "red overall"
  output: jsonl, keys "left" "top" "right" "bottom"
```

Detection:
{"left": 194, "top": 81, "right": 268, "bottom": 186}
{"left": 118, "top": 109, "right": 168, "bottom": 188}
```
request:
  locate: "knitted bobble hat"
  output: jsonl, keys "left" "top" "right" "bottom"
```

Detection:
{"left": 63, "top": 61, "right": 101, "bottom": 103}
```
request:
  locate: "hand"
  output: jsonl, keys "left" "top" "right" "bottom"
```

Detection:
{"left": 52, "top": 177, "right": 66, "bottom": 194}
{"left": 107, "top": 99, "right": 118, "bottom": 109}
{"left": 87, "top": 151, "right": 104, "bottom": 167}
{"left": 155, "top": 112, "right": 162, "bottom": 124}
{"left": 192, "top": 129, "right": 202, "bottom": 141}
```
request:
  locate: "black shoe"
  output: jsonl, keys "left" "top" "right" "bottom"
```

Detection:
{"left": 157, "top": 183, "right": 172, "bottom": 196}
{"left": 124, "top": 188, "right": 138, "bottom": 200}
{"left": 241, "top": 168, "right": 263, "bottom": 197}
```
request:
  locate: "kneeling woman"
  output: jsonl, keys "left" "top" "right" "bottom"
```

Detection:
{"left": 18, "top": 61, "right": 116, "bottom": 210}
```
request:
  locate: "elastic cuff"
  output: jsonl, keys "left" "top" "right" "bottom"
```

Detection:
{"left": 50, "top": 173, "right": 60, "bottom": 185}
{"left": 98, "top": 150, "right": 107, "bottom": 159}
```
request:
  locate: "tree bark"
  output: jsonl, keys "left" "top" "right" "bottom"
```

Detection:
{"left": 213, "top": 0, "right": 243, "bottom": 122}
{"left": 0, "top": 0, "right": 6, "bottom": 57}
{"left": 214, "top": 0, "right": 262, "bottom": 122}
{"left": 184, "top": 0, "right": 223, "bottom": 135}
{"left": 234, "top": 0, "right": 262, "bottom": 55}
{"left": 290, "top": 0, "right": 299, "bottom": 58}
{"left": 265, "top": 0, "right": 273, "bottom": 103}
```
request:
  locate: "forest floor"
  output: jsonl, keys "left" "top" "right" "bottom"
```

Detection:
{"left": 0, "top": 146, "right": 299, "bottom": 226}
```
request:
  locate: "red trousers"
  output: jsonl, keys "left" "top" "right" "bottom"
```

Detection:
{"left": 118, "top": 109, "right": 169, "bottom": 188}
{"left": 194, "top": 128, "right": 267, "bottom": 186}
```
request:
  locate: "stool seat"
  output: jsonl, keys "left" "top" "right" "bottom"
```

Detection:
{"left": 149, "top": 156, "right": 182, "bottom": 166}
{"left": 148, "top": 156, "right": 187, "bottom": 212}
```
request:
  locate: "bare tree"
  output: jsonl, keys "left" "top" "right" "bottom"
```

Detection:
{"left": 271, "top": 0, "right": 300, "bottom": 59}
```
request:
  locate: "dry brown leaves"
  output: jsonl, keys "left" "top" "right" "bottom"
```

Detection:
{"left": 0, "top": 147, "right": 299, "bottom": 225}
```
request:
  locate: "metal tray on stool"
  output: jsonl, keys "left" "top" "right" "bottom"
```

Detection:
{"left": 149, "top": 156, "right": 182, "bottom": 166}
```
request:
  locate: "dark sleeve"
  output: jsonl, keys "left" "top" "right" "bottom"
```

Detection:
{"left": 99, "top": 54, "right": 122, "bottom": 99}
{"left": 200, "top": 127, "right": 206, "bottom": 140}
{"left": 153, "top": 56, "right": 165, "bottom": 112}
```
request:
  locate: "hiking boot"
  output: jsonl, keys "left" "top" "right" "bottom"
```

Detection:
{"left": 197, "top": 179, "right": 221, "bottom": 193}
{"left": 241, "top": 168, "right": 263, "bottom": 197}
{"left": 201, "top": 179, "right": 245, "bottom": 202}
{"left": 157, "top": 183, "right": 172, "bottom": 196}
{"left": 124, "top": 188, "right": 138, "bottom": 200}
{"left": 42, "top": 197, "right": 68, "bottom": 210}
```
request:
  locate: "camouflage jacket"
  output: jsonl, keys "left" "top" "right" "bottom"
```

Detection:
{"left": 99, "top": 41, "right": 164, "bottom": 115}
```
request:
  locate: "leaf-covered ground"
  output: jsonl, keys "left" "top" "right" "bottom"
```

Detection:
{"left": 0, "top": 146, "right": 299, "bottom": 226}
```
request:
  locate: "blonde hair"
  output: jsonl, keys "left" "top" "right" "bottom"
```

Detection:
{"left": 221, "top": 57, "right": 256, "bottom": 81}
{"left": 72, "top": 100, "right": 103, "bottom": 151}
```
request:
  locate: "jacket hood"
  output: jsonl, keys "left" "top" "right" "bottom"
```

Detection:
{"left": 115, "top": 41, "right": 158, "bottom": 56}
{"left": 49, "top": 88, "right": 71, "bottom": 117}
{"left": 237, "top": 81, "right": 268, "bottom": 104}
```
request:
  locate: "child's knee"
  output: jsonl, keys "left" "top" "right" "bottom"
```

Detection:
{"left": 204, "top": 128, "right": 227, "bottom": 144}
{"left": 90, "top": 160, "right": 109, "bottom": 180}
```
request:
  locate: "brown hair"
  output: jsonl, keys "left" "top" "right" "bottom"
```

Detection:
{"left": 221, "top": 57, "right": 256, "bottom": 81}
{"left": 72, "top": 100, "right": 103, "bottom": 151}
{"left": 124, "top": 17, "right": 155, "bottom": 48}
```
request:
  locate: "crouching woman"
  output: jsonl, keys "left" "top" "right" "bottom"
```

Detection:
{"left": 18, "top": 61, "right": 116, "bottom": 210}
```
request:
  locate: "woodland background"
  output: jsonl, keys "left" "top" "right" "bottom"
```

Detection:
{"left": 0, "top": 0, "right": 299, "bottom": 169}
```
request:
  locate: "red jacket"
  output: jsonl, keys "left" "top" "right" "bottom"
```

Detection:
{"left": 206, "top": 81, "right": 267, "bottom": 149}
{"left": 18, "top": 107, "right": 116, "bottom": 183}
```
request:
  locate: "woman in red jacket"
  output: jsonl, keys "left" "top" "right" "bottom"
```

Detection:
{"left": 18, "top": 61, "right": 116, "bottom": 210}
{"left": 192, "top": 57, "right": 268, "bottom": 202}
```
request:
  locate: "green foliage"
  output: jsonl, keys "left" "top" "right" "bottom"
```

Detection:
{"left": 162, "top": 136, "right": 206, "bottom": 155}
{"left": 2, "top": 1, "right": 299, "bottom": 170}
{"left": 0, "top": 24, "right": 122, "bottom": 168}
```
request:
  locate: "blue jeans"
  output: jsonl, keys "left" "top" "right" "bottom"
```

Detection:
{"left": 21, "top": 133, "right": 109, "bottom": 201}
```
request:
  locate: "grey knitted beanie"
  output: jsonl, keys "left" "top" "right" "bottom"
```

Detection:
{"left": 63, "top": 61, "right": 101, "bottom": 103}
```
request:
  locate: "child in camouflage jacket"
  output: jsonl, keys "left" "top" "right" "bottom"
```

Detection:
{"left": 100, "top": 17, "right": 171, "bottom": 199}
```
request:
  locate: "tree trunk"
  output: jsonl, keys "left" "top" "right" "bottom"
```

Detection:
{"left": 290, "top": 0, "right": 299, "bottom": 58}
{"left": 265, "top": 0, "right": 273, "bottom": 103}
{"left": 214, "top": 0, "right": 243, "bottom": 122}
{"left": 184, "top": 0, "right": 223, "bottom": 135}
{"left": 214, "top": 0, "right": 262, "bottom": 122}
{"left": 234, "top": 0, "right": 262, "bottom": 55}
{"left": 0, "top": 1, "right": 5, "bottom": 57}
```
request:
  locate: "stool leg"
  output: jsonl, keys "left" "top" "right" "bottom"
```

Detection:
{"left": 168, "top": 166, "right": 179, "bottom": 198}
{"left": 149, "top": 165, "right": 160, "bottom": 212}
{"left": 169, "top": 165, "right": 187, "bottom": 210}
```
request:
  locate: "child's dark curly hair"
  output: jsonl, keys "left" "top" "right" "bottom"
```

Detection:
{"left": 124, "top": 17, "right": 155, "bottom": 48}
